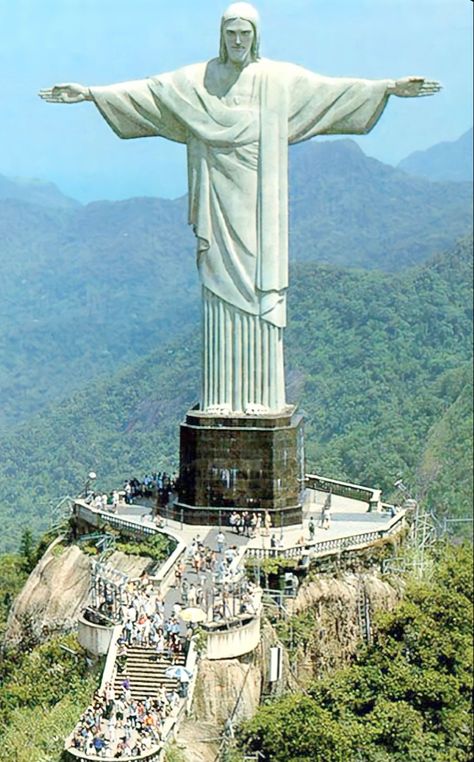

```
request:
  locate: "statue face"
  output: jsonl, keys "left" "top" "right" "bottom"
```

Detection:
{"left": 223, "top": 18, "right": 255, "bottom": 66}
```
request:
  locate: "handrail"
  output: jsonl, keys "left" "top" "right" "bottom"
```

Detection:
{"left": 98, "top": 623, "right": 123, "bottom": 693}
{"left": 244, "top": 511, "right": 406, "bottom": 560}
{"left": 65, "top": 745, "right": 162, "bottom": 761}
{"left": 305, "top": 473, "right": 377, "bottom": 503}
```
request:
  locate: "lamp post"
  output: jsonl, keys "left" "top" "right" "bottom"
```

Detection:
{"left": 84, "top": 470, "right": 97, "bottom": 499}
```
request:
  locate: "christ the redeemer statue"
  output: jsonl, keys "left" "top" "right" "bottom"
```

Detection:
{"left": 40, "top": 3, "right": 440, "bottom": 417}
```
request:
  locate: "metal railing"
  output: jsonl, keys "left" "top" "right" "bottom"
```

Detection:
{"left": 305, "top": 473, "right": 375, "bottom": 503}
{"left": 245, "top": 511, "right": 405, "bottom": 561}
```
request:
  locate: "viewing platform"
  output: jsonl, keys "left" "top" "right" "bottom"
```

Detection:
{"left": 73, "top": 472, "right": 405, "bottom": 566}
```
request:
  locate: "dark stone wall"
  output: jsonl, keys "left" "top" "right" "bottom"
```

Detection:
{"left": 175, "top": 407, "right": 305, "bottom": 526}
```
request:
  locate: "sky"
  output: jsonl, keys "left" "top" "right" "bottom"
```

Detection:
{"left": 1, "top": 0, "right": 472, "bottom": 202}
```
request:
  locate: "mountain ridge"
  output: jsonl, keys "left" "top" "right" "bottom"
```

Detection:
{"left": 397, "top": 127, "right": 473, "bottom": 182}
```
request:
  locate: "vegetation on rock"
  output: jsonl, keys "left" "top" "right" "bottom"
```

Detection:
{"left": 237, "top": 543, "right": 473, "bottom": 761}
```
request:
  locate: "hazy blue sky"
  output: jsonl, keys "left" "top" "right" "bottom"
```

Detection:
{"left": 1, "top": 0, "right": 472, "bottom": 202}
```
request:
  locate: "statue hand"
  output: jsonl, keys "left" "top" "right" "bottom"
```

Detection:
{"left": 38, "top": 83, "right": 91, "bottom": 104}
{"left": 390, "top": 76, "right": 442, "bottom": 98}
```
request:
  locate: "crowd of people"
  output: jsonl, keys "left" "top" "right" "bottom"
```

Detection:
{"left": 69, "top": 571, "right": 192, "bottom": 758}
{"left": 176, "top": 534, "right": 261, "bottom": 621}
{"left": 84, "top": 472, "right": 178, "bottom": 513}
{"left": 116, "top": 574, "right": 192, "bottom": 663}
{"left": 68, "top": 679, "right": 179, "bottom": 758}
{"left": 70, "top": 512, "right": 264, "bottom": 757}
{"left": 227, "top": 509, "right": 272, "bottom": 537}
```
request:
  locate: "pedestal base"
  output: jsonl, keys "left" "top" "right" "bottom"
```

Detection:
{"left": 172, "top": 406, "right": 304, "bottom": 527}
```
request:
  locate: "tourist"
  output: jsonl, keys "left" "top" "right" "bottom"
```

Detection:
{"left": 174, "top": 560, "right": 185, "bottom": 587}
{"left": 322, "top": 502, "right": 331, "bottom": 530}
{"left": 264, "top": 511, "right": 272, "bottom": 536}
{"left": 181, "top": 578, "right": 189, "bottom": 606}
{"left": 187, "top": 583, "right": 197, "bottom": 608}
{"left": 92, "top": 733, "right": 107, "bottom": 756}
{"left": 216, "top": 530, "right": 225, "bottom": 554}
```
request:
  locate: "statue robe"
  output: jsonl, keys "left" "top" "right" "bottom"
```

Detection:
{"left": 90, "top": 59, "right": 390, "bottom": 413}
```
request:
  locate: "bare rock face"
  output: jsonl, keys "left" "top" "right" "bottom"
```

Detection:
{"left": 5, "top": 539, "right": 91, "bottom": 644}
{"left": 4, "top": 539, "right": 152, "bottom": 645}
{"left": 192, "top": 659, "right": 261, "bottom": 724}
{"left": 176, "top": 658, "right": 261, "bottom": 761}
{"left": 288, "top": 572, "right": 401, "bottom": 680}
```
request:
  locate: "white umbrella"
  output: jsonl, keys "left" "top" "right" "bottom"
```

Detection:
{"left": 165, "top": 665, "right": 192, "bottom": 681}
{"left": 179, "top": 606, "right": 207, "bottom": 623}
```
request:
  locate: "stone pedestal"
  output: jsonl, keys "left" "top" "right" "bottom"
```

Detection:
{"left": 172, "top": 406, "right": 304, "bottom": 527}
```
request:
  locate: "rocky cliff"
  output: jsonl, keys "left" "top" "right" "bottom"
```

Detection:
{"left": 4, "top": 538, "right": 153, "bottom": 645}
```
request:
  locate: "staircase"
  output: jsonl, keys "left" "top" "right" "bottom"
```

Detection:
{"left": 113, "top": 645, "right": 186, "bottom": 701}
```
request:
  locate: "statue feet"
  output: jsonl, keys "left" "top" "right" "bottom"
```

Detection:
{"left": 244, "top": 403, "right": 271, "bottom": 416}
{"left": 205, "top": 404, "right": 233, "bottom": 415}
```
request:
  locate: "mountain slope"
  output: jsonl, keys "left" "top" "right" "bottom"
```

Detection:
{"left": 0, "top": 236, "right": 471, "bottom": 553}
{"left": 0, "top": 195, "right": 197, "bottom": 430}
{"left": 398, "top": 128, "right": 473, "bottom": 182}
{"left": 289, "top": 139, "right": 472, "bottom": 269}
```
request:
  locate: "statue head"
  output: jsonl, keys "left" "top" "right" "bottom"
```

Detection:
{"left": 219, "top": 2, "right": 260, "bottom": 65}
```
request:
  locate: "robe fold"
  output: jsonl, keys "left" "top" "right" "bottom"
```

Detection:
{"left": 90, "top": 59, "right": 390, "bottom": 412}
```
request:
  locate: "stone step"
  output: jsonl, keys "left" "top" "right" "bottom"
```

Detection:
{"left": 112, "top": 646, "right": 187, "bottom": 701}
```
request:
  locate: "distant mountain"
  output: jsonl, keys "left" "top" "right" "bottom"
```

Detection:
{"left": 0, "top": 236, "right": 471, "bottom": 552}
{"left": 289, "top": 139, "right": 472, "bottom": 269}
{"left": 0, "top": 195, "right": 197, "bottom": 430}
{"left": 397, "top": 128, "right": 473, "bottom": 182}
{"left": 0, "top": 139, "right": 471, "bottom": 432}
{"left": 0, "top": 173, "right": 79, "bottom": 209}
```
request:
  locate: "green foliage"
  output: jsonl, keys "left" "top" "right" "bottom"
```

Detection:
{"left": 164, "top": 743, "right": 188, "bottom": 762}
{"left": 289, "top": 140, "right": 472, "bottom": 270}
{"left": 0, "top": 691, "right": 94, "bottom": 762}
{"left": 114, "top": 530, "right": 175, "bottom": 562}
{"left": 0, "top": 633, "right": 98, "bottom": 725}
{"left": 0, "top": 633, "right": 101, "bottom": 761}
{"left": 192, "top": 627, "right": 208, "bottom": 656}
{"left": 275, "top": 608, "right": 318, "bottom": 657}
{"left": 0, "top": 633, "right": 98, "bottom": 762}
{"left": 0, "top": 553, "right": 28, "bottom": 640}
{"left": 18, "top": 528, "right": 36, "bottom": 572}
{"left": 0, "top": 195, "right": 197, "bottom": 431}
{"left": 238, "top": 544, "right": 473, "bottom": 761}
{"left": 287, "top": 237, "right": 473, "bottom": 516}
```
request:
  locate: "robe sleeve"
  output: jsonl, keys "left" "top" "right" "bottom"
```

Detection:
{"left": 284, "top": 64, "right": 392, "bottom": 143}
{"left": 89, "top": 78, "right": 188, "bottom": 144}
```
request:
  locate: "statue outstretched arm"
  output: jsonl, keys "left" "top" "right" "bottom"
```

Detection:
{"left": 38, "top": 83, "right": 92, "bottom": 104}
{"left": 386, "top": 76, "right": 442, "bottom": 98}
